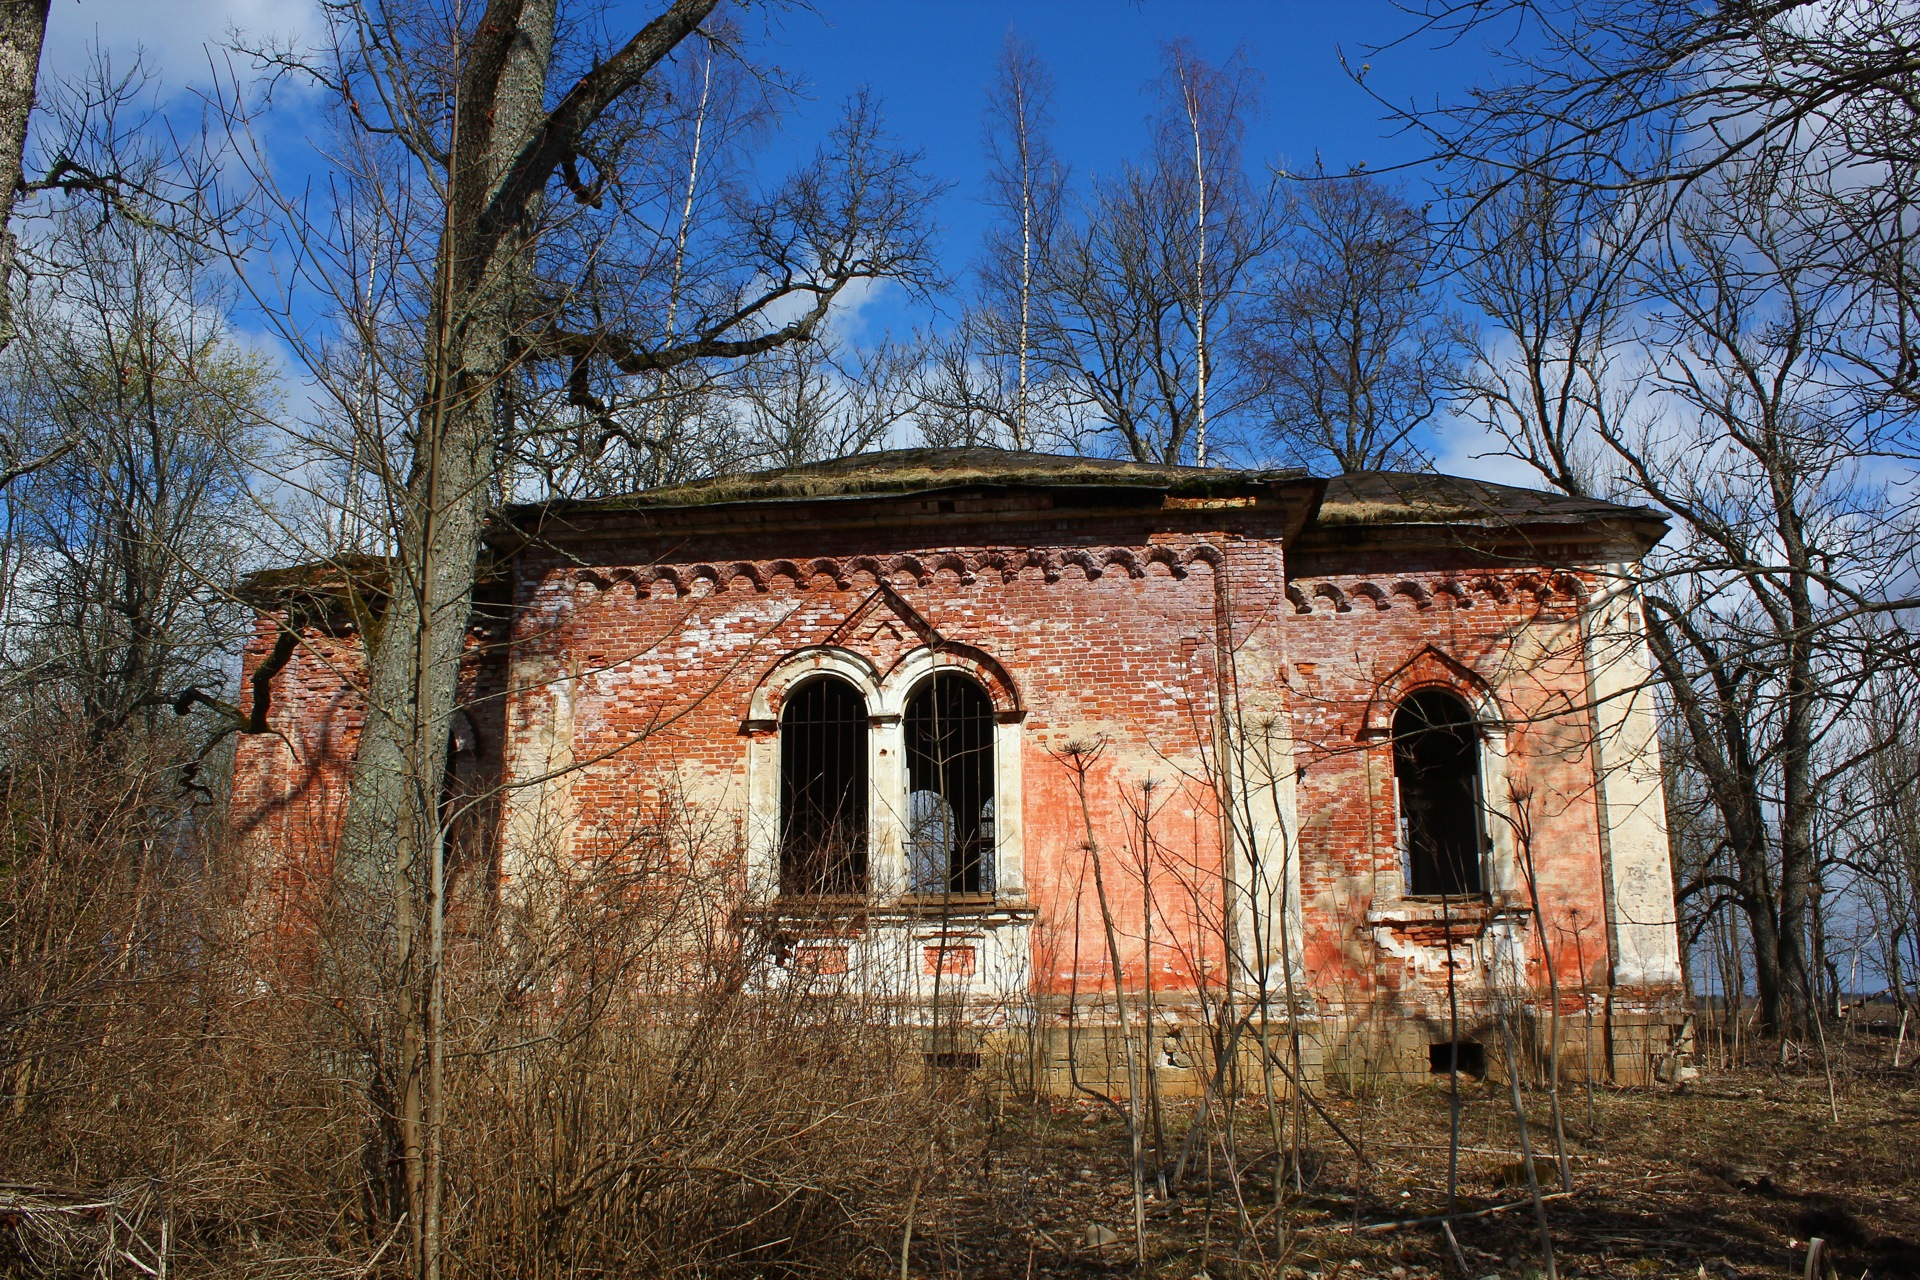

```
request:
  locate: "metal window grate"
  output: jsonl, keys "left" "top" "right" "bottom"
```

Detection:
{"left": 905, "top": 672, "right": 995, "bottom": 894}
{"left": 1393, "top": 689, "right": 1485, "bottom": 896}
{"left": 780, "top": 676, "right": 869, "bottom": 895}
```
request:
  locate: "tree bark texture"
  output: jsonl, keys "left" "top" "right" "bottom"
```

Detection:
{"left": 0, "top": 0, "right": 50, "bottom": 352}
{"left": 331, "top": 0, "right": 717, "bottom": 934}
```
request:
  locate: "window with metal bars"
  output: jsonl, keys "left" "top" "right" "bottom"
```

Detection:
{"left": 779, "top": 676, "right": 869, "bottom": 895}
{"left": 905, "top": 673, "right": 995, "bottom": 895}
{"left": 1393, "top": 689, "right": 1486, "bottom": 897}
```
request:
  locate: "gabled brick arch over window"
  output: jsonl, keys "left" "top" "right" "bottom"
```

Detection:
{"left": 1358, "top": 644, "right": 1501, "bottom": 738}
{"left": 1359, "top": 644, "right": 1518, "bottom": 902}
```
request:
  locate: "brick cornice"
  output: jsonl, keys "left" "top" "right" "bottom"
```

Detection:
{"left": 1285, "top": 570, "right": 1590, "bottom": 616}
{"left": 563, "top": 543, "right": 1227, "bottom": 598}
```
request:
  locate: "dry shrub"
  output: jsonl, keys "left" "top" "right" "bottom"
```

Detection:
{"left": 431, "top": 818, "right": 945, "bottom": 1276}
{"left": 0, "top": 738, "right": 954, "bottom": 1277}
{"left": 0, "top": 718, "right": 362, "bottom": 1275}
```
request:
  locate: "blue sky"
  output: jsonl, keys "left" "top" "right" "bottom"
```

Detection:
{"left": 731, "top": 1, "right": 1499, "bottom": 344}
{"left": 41, "top": 0, "right": 1499, "bottom": 304}
{"left": 742, "top": 0, "right": 1489, "bottom": 242}
{"left": 36, "top": 0, "right": 1520, "bottom": 472}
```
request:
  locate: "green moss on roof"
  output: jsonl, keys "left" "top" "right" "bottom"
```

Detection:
{"left": 531, "top": 446, "right": 1306, "bottom": 512}
{"left": 238, "top": 554, "right": 393, "bottom": 606}
{"left": 1311, "top": 471, "right": 1664, "bottom": 530}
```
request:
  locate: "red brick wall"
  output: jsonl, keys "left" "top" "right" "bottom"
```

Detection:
{"left": 230, "top": 615, "right": 366, "bottom": 931}
{"left": 1284, "top": 545, "right": 1617, "bottom": 1020}
{"left": 231, "top": 606, "right": 508, "bottom": 932}
{"left": 230, "top": 508, "right": 1644, "bottom": 1018}
{"left": 499, "top": 515, "right": 1284, "bottom": 999}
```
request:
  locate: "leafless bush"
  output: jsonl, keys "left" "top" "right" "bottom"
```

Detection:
{"left": 0, "top": 717, "right": 362, "bottom": 1276}
{"left": 0, "top": 737, "right": 958, "bottom": 1277}
{"left": 420, "top": 812, "right": 941, "bottom": 1275}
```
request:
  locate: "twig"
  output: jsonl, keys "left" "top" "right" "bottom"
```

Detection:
{"left": 1261, "top": 1043, "right": 1372, "bottom": 1167}
{"left": 1441, "top": 1220, "right": 1471, "bottom": 1276}
{"left": 899, "top": 1145, "right": 930, "bottom": 1280}
{"left": 1340, "top": 1188, "right": 1581, "bottom": 1234}
{"left": 1497, "top": 1007, "right": 1558, "bottom": 1279}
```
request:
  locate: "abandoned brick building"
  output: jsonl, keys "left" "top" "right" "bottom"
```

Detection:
{"left": 232, "top": 448, "right": 1686, "bottom": 1084}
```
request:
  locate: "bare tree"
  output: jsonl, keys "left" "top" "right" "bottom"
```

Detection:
{"left": 735, "top": 334, "right": 924, "bottom": 467}
{"left": 1454, "top": 164, "right": 1650, "bottom": 496}
{"left": 1630, "top": 169, "right": 1916, "bottom": 1034}
{"left": 0, "top": 155, "right": 267, "bottom": 748}
{"left": 0, "top": 47, "right": 225, "bottom": 495}
{"left": 1413, "top": 0, "right": 1920, "bottom": 1036}
{"left": 1027, "top": 44, "right": 1271, "bottom": 466}
{"left": 1394, "top": 0, "right": 1920, "bottom": 407}
{"left": 1251, "top": 170, "right": 1462, "bottom": 473}
{"left": 1461, "top": 147, "right": 1920, "bottom": 1036}
{"left": 212, "top": 7, "right": 942, "bottom": 1271}
{"left": 1158, "top": 40, "right": 1264, "bottom": 467}
{"left": 222, "top": 0, "right": 941, "bottom": 929}
{"left": 978, "top": 34, "right": 1064, "bottom": 452}
{"left": 1847, "top": 673, "right": 1920, "bottom": 1026}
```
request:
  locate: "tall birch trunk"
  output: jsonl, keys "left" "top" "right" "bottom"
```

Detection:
{"left": 1013, "top": 80, "right": 1034, "bottom": 452}
{"left": 1186, "top": 82, "right": 1209, "bottom": 467}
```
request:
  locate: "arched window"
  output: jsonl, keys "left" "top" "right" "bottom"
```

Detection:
{"left": 904, "top": 672, "right": 996, "bottom": 895}
{"left": 780, "top": 676, "right": 869, "bottom": 895}
{"left": 1393, "top": 689, "right": 1485, "bottom": 897}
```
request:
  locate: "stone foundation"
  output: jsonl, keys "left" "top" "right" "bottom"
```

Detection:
{"left": 897, "top": 992, "right": 1688, "bottom": 1097}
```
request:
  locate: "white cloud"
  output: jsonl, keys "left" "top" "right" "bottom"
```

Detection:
{"left": 748, "top": 272, "right": 907, "bottom": 349}
{"left": 41, "top": 0, "right": 317, "bottom": 92}
{"left": 1429, "top": 412, "right": 1556, "bottom": 490}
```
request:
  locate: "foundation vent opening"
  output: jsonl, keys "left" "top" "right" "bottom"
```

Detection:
{"left": 1428, "top": 1041, "right": 1486, "bottom": 1078}
{"left": 925, "top": 1050, "right": 983, "bottom": 1072}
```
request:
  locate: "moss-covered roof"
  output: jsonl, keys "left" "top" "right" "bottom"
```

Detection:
{"left": 1310, "top": 470, "right": 1665, "bottom": 534}
{"left": 517, "top": 446, "right": 1306, "bottom": 513}
{"left": 237, "top": 553, "right": 392, "bottom": 608}
{"left": 509, "top": 447, "right": 1664, "bottom": 548}
{"left": 240, "top": 455, "right": 1664, "bottom": 606}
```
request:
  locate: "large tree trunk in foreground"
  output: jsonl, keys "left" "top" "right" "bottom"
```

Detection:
{"left": 0, "top": 1, "right": 51, "bottom": 352}
{"left": 324, "top": 5, "right": 713, "bottom": 1266}
{"left": 327, "top": 6, "right": 560, "bottom": 1262}
{"left": 331, "top": 0, "right": 716, "bottom": 942}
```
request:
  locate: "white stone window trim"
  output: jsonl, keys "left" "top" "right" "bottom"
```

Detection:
{"left": 744, "top": 644, "right": 1025, "bottom": 907}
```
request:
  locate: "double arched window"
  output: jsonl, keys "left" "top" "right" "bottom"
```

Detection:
{"left": 1392, "top": 689, "right": 1486, "bottom": 897}
{"left": 777, "top": 668, "right": 1000, "bottom": 898}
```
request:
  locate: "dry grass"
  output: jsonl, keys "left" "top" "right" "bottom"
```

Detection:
{"left": 890, "top": 1039, "right": 1919, "bottom": 1279}
{"left": 5, "top": 723, "right": 1913, "bottom": 1278}
{"left": 0, "top": 727, "right": 953, "bottom": 1279}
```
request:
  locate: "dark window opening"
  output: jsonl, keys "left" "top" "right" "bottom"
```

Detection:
{"left": 1428, "top": 1040, "right": 1486, "bottom": 1078}
{"left": 780, "top": 677, "right": 868, "bottom": 895}
{"left": 905, "top": 672, "right": 996, "bottom": 894}
{"left": 439, "top": 710, "right": 485, "bottom": 860}
{"left": 925, "top": 1050, "right": 983, "bottom": 1072}
{"left": 1393, "top": 689, "right": 1485, "bottom": 897}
